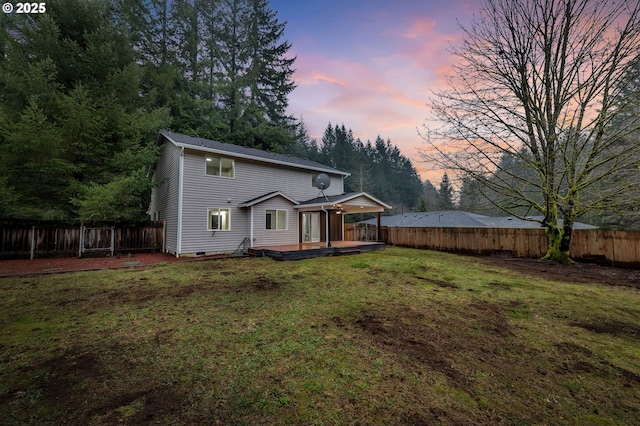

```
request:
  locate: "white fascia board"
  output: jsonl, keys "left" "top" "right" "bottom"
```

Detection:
{"left": 238, "top": 191, "right": 300, "bottom": 208}
{"left": 341, "top": 192, "right": 393, "bottom": 210}
{"left": 293, "top": 192, "right": 392, "bottom": 211}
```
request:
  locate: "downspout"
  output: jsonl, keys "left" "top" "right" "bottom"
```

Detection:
{"left": 250, "top": 205, "right": 254, "bottom": 247}
{"left": 176, "top": 146, "right": 184, "bottom": 257}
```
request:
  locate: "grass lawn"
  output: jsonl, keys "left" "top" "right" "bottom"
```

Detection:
{"left": 1, "top": 246, "right": 639, "bottom": 425}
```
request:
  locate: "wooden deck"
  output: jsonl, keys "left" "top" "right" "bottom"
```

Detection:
{"left": 248, "top": 240, "right": 385, "bottom": 261}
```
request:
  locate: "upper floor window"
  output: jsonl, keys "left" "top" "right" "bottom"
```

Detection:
{"left": 311, "top": 173, "right": 317, "bottom": 187}
{"left": 206, "top": 155, "right": 234, "bottom": 178}
{"left": 266, "top": 209, "right": 287, "bottom": 230}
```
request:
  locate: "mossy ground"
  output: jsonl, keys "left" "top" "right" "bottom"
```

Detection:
{"left": 1, "top": 247, "right": 638, "bottom": 425}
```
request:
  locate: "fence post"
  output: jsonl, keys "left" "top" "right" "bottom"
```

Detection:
{"left": 162, "top": 221, "right": 167, "bottom": 253}
{"left": 110, "top": 226, "right": 115, "bottom": 257}
{"left": 79, "top": 223, "right": 84, "bottom": 258}
{"left": 30, "top": 225, "right": 35, "bottom": 260}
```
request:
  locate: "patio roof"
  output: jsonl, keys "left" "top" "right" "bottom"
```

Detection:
{"left": 238, "top": 191, "right": 299, "bottom": 208}
{"left": 294, "top": 192, "right": 391, "bottom": 214}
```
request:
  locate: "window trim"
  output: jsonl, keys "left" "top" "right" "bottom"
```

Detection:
{"left": 205, "top": 155, "right": 235, "bottom": 178}
{"left": 265, "top": 209, "right": 288, "bottom": 231}
{"left": 207, "top": 208, "right": 231, "bottom": 231}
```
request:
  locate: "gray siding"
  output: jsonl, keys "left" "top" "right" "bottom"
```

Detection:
{"left": 252, "top": 196, "right": 298, "bottom": 247}
{"left": 149, "top": 143, "right": 182, "bottom": 255}
{"left": 179, "top": 148, "right": 344, "bottom": 254}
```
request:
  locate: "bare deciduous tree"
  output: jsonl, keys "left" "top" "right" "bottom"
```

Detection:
{"left": 420, "top": 0, "right": 640, "bottom": 263}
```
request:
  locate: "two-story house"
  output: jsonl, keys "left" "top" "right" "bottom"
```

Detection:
{"left": 149, "top": 130, "right": 390, "bottom": 257}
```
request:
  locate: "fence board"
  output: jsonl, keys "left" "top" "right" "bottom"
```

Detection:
{"left": 365, "top": 226, "right": 640, "bottom": 266}
{"left": 0, "top": 222, "right": 165, "bottom": 259}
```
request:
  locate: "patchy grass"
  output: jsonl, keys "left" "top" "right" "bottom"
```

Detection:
{"left": 0, "top": 247, "right": 639, "bottom": 425}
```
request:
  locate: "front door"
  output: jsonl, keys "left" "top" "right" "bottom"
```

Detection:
{"left": 302, "top": 212, "right": 320, "bottom": 243}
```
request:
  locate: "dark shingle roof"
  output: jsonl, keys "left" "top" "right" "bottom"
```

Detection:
{"left": 159, "top": 130, "right": 349, "bottom": 176}
{"left": 297, "top": 192, "right": 362, "bottom": 205}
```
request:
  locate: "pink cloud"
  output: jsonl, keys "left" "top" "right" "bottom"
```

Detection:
{"left": 283, "top": 5, "right": 478, "bottom": 181}
{"left": 312, "top": 73, "right": 348, "bottom": 87}
{"left": 400, "top": 18, "right": 437, "bottom": 39}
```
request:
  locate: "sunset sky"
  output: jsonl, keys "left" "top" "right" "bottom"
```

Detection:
{"left": 269, "top": 0, "right": 478, "bottom": 183}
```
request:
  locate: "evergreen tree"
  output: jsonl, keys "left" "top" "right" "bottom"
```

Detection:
{"left": 118, "top": 0, "right": 296, "bottom": 150}
{"left": 422, "top": 180, "right": 440, "bottom": 211}
{"left": 318, "top": 123, "right": 423, "bottom": 209}
{"left": 437, "top": 173, "right": 455, "bottom": 210}
{"left": 0, "top": 0, "right": 169, "bottom": 222}
{"left": 285, "top": 118, "right": 323, "bottom": 162}
{"left": 459, "top": 175, "right": 491, "bottom": 214}
{"left": 585, "top": 58, "right": 640, "bottom": 229}
{"left": 205, "top": 0, "right": 296, "bottom": 150}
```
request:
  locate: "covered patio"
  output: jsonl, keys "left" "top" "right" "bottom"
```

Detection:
{"left": 295, "top": 192, "right": 391, "bottom": 242}
{"left": 248, "top": 192, "right": 391, "bottom": 260}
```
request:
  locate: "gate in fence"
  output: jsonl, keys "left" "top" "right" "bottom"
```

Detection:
{"left": 79, "top": 226, "right": 115, "bottom": 258}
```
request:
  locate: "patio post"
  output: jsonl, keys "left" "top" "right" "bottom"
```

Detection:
{"left": 376, "top": 212, "right": 381, "bottom": 241}
{"left": 321, "top": 206, "right": 331, "bottom": 247}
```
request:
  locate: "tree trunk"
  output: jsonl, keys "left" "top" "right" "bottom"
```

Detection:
{"left": 542, "top": 223, "right": 572, "bottom": 264}
{"left": 541, "top": 203, "right": 575, "bottom": 265}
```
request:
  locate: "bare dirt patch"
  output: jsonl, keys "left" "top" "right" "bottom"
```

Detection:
{"left": 554, "top": 341, "right": 640, "bottom": 385}
{"left": 571, "top": 320, "right": 640, "bottom": 340}
{"left": 331, "top": 299, "right": 640, "bottom": 424}
{"left": 9, "top": 349, "right": 186, "bottom": 425}
{"left": 253, "top": 276, "right": 281, "bottom": 290}
{"left": 344, "top": 301, "right": 514, "bottom": 391}
{"left": 472, "top": 254, "right": 640, "bottom": 288}
{"left": 414, "top": 275, "right": 459, "bottom": 289}
{"left": 0, "top": 252, "right": 230, "bottom": 277}
{"left": 334, "top": 302, "right": 523, "bottom": 424}
{"left": 236, "top": 274, "right": 282, "bottom": 291}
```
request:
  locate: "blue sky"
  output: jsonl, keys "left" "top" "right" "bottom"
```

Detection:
{"left": 269, "top": 0, "right": 478, "bottom": 182}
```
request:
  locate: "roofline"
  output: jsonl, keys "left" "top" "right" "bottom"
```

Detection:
{"left": 337, "top": 192, "right": 393, "bottom": 210}
{"left": 294, "top": 192, "right": 392, "bottom": 210}
{"left": 238, "top": 191, "right": 299, "bottom": 208}
{"left": 159, "top": 130, "right": 351, "bottom": 177}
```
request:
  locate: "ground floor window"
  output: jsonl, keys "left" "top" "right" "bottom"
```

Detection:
{"left": 266, "top": 209, "right": 287, "bottom": 230}
{"left": 208, "top": 208, "right": 231, "bottom": 231}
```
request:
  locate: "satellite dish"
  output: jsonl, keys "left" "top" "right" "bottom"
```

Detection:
{"left": 314, "top": 173, "right": 331, "bottom": 190}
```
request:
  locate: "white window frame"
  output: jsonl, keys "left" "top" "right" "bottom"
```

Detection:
{"left": 207, "top": 208, "right": 231, "bottom": 231}
{"left": 205, "top": 155, "right": 235, "bottom": 178}
{"left": 265, "top": 209, "right": 287, "bottom": 230}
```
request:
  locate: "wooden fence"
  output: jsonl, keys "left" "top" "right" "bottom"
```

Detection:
{"left": 0, "top": 222, "right": 165, "bottom": 259}
{"left": 344, "top": 222, "right": 378, "bottom": 241}
{"left": 345, "top": 223, "right": 640, "bottom": 266}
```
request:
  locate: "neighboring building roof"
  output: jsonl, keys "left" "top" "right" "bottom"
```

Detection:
{"left": 358, "top": 211, "right": 598, "bottom": 229}
{"left": 158, "top": 130, "right": 350, "bottom": 176}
